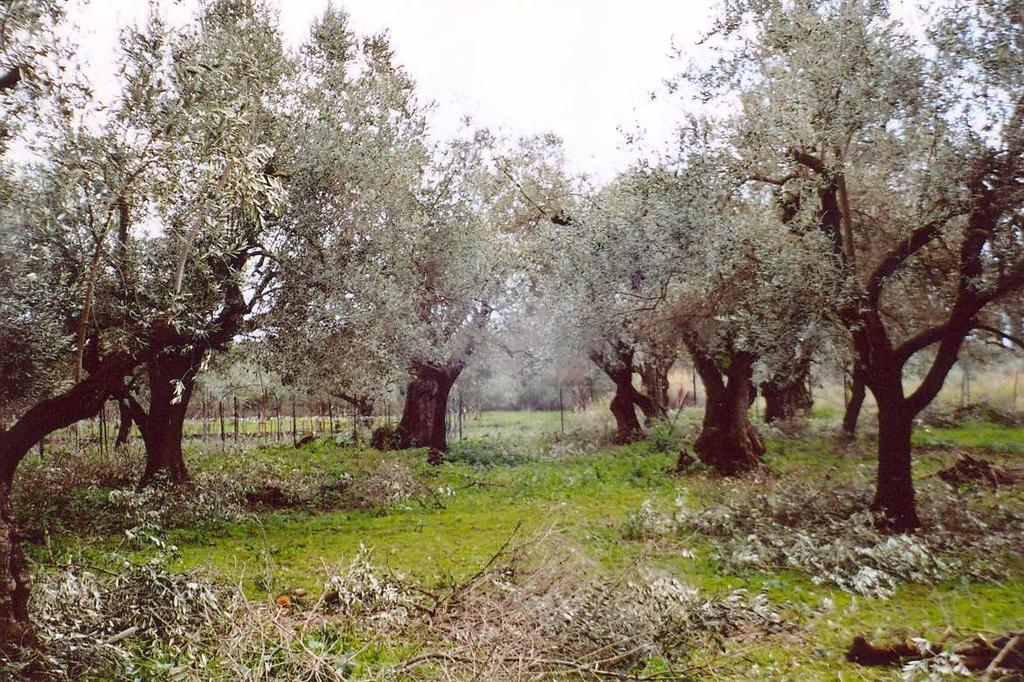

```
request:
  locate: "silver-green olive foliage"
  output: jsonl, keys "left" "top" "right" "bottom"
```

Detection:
{"left": 541, "top": 141, "right": 833, "bottom": 383}
{"left": 1, "top": 0, "right": 288, "bottom": 409}
{"left": 266, "top": 7, "right": 571, "bottom": 399}
{"left": 689, "top": 0, "right": 1024, "bottom": 391}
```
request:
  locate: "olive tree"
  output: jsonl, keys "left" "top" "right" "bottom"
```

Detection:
{"left": 695, "top": 0, "right": 1024, "bottom": 529}
{"left": 264, "top": 9, "right": 429, "bottom": 431}
{"left": 661, "top": 146, "right": 831, "bottom": 474}
{"left": 272, "top": 13, "right": 568, "bottom": 454}
{"left": 538, "top": 169, "right": 684, "bottom": 443}
{"left": 362, "top": 131, "right": 563, "bottom": 454}
{"left": 0, "top": 0, "right": 286, "bottom": 650}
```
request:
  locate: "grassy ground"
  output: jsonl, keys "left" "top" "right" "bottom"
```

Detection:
{"left": 20, "top": 408, "right": 1024, "bottom": 680}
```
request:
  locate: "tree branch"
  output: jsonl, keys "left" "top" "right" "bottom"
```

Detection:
{"left": 974, "top": 324, "right": 1024, "bottom": 351}
{"left": 865, "top": 211, "right": 957, "bottom": 306}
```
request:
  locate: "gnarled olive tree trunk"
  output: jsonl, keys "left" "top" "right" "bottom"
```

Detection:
{"left": 840, "top": 368, "right": 866, "bottom": 440}
{"left": 870, "top": 387, "right": 918, "bottom": 530}
{"left": 590, "top": 343, "right": 657, "bottom": 444}
{"left": 131, "top": 348, "right": 205, "bottom": 487}
{"left": 639, "top": 356, "right": 672, "bottom": 422}
{"left": 608, "top": 382, "right": 643, "bottom": 444}
{"left": 114, "top": 398, "right": 133, "bottom": 449}
{"left": 690, "top": 347, "right": 764, "bottom": 475}
{"left": 0, "top": 481, "right": 31, "bottom": 655}
{"left": 0, "top": 350, "right": 143, "bottom": 655}
{"left": 761, "top": 361, "right": 813, "bottom": 423}
{"left": 120, "top": 277, "right": 246, "bottom": 488}
{"left": 338, "top": 393, "right": 375, "bottom": 431}
{"left": 396, "top": 361, "right": 463, "bottom": 453}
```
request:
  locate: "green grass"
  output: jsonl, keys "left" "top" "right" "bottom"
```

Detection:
{"left": 27, "top": 409, "right": 1024, "bottom": 680}
{"left": 173, "top": 441, "right": 680, "bottom": 596}
{"left": 913, "top": 420, "right": 1024, "bottom": 455}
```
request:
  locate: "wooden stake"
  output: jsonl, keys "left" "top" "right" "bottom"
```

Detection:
{"left": 1014, "top": 369, "right": 1019, "bottom": 410}
{"left": 559, "top": 388, "right": 565, "bottom": 434}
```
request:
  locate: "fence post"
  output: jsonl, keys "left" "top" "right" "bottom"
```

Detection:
{"left": 99, "top": 402, "right": 107, "bottom": 456}
{"left": 1015, "top": 369, "right": 1019, "bottom": 410}
{"left": 559, "top": 388, "right": 565, "bottom": 434}
{"left": 262, "top": 387, "right": 269, "bottom": 440}
{"left": 291, "top": 397, "right": 297, "bottom": 446}
{"left": 965, "top": 363, "right": 971, "bottom": 405}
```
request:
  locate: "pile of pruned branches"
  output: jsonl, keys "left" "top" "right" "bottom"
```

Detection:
{"left": 11, "top": 528, "right": 788, "bottom": 681}
{"left": 10, "top": 555, "right": 230, "bottom": 680}
{"left": 920, "top": 402, "right": 1024, "bottom": 429}
{"left": 631, "top": 478, "right": 1024, "bottom": 599}
{"left": 363, "top": 531, "right": 785, "bottom": 680}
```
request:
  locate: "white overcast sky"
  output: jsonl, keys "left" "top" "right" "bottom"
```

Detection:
{"left": 66, "top": 0, "right": 718, "bottom": 182}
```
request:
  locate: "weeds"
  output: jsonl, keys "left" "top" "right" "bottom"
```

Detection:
{"left": 12, "top": 447, "right": 444, "bottom": 541}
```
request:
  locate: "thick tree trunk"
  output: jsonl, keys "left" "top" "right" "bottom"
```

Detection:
{"left": 136, "top": 349, "right": 203, "bottom": 487}
{"left": 691, "top": 351, "right": 765, "bottom": 475}
{"left": 590, "top": 343, "right": 660, "bottom": 444}
{"left": 0, "top": 349, "right": 145, "bottom": 654}
{"left": 114, "top": 399, "right": 133, "bottom": 449}
{"left": 639, "top": 358, "right": 671, "bottom": 423}
{"left": 869, "top": 388, "right": 921, "bottom": 532}
{"left": 762, "top": 365, "right": 813, "bottom": 423}
{"left": 841, "top": 370, "right": 866, "bottom": 440}
{"left": 0, "top": 480, "right": 32, "bottom": 655}
{"left": 592, "top": 349, "right": 648, "bottom": 444}
{"left": 609, "top": 380, "right": 643, "bottom": 444}
{"left": 396, "top": 361, "right": 462, "bottom": 453}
